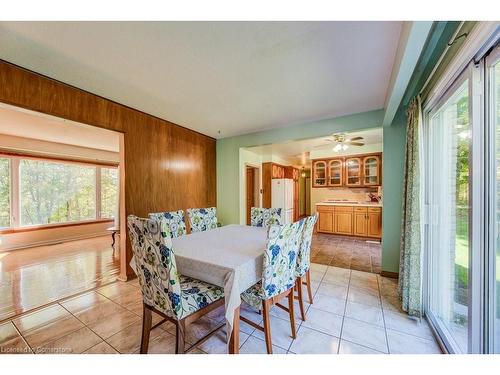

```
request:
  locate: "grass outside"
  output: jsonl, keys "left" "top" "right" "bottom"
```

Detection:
{"left": 455, "top": 208, "right": 500, "bottom": 317}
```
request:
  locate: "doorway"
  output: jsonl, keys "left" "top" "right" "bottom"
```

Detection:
{"left": 245, "top": 165, "right": 260, "bottom": 225}
{"left": 0, "top": 103, "right": 126, "bottom": 321}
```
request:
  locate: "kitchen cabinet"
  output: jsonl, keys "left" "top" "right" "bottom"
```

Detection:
{"left": 353, "top": 207, "right": 368, "bottom": 236}
{"left": 363, "top": 155, "right": 381, "bottom": 186}
{"left": 327, "top": 159, "right": 343, "bottom": 186}
{"left": 317, "top": 206, "right": 334, "bottom": 233}
{"left": 367, "top": 207, "right": 382, "bottom": 237}
{"left": 317, "top": 204, "right": 382, "bottom": 238}
{"left": 272, "top": 164, "right": 285, "bottom": 179}
{"left": 334, "top": 206, "right": 353, "bottom": 235}
{"left": 311, "top": 153, "right": 382, "bottom": 188}
{"left": 345, "top": 157, "right": 362, "bottom": 186}
{"left": 312, "top": 160, "right": 327, "bottom": 187}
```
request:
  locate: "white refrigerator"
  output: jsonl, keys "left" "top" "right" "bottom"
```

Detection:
{"left": 271, "top": 178, "right": 294, "bottom": 224}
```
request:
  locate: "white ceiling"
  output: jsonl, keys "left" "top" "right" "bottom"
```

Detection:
{"left": 0, "top": 22, "right": 402, "bottom": 138}
{"left": 0, "top": 104, "right": 120, "bottom": 152}
{"left": 247, "top": 128, "right": 383, "bottom": 166}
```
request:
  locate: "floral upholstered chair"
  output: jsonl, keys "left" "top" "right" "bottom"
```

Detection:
{"left": 186, "top": 207, "right": 218, "bottom": 233}
{"left": 294, "top": 214, "right": 318, "bottom": 321}
{"left": 250, "top": 207, "right": 283, "bottom": 227}
{"left": 127, "top": 215, "right": 225, "bottom": 354}
{"left": 240, "top": 219, "right": 305, "bottom": 354}
{"left": 149, "top": 210, "right": 187, "bottom": 238}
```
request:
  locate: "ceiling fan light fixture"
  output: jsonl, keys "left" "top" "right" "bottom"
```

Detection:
{"left": 333, "top": 144, "right": 342, "bottom": 152}
{"left": 342, "top": 144, "right": 349, "bottom": 150}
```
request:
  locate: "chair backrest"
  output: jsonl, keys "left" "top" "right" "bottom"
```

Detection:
{"left": 261, "top": 219, "right": 305, "bottom": 298}
{"left": 127, "top": 215, "right": 187, "bottom": 320}
{"left": 149, "top": 210, "right": 187, "bottom": 238}
{"left": 250, "top": 207, "right": 283, "bottom": 227}
{"left": 187, "top": 207, "right": 218, "bottom": 232}
{"left": 296, "top": 214, "right": 318, "bottom": 277}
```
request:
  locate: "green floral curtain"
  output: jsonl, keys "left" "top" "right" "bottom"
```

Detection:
{"left": 398, "top": 96, "right": 423, "bottom": 318}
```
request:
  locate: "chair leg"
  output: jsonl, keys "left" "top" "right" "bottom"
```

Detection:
{"left": 305, "top": 269, "right": 314, "bottom": 304}
{"left": 287, "top": 289, "right": 297, "bottom": 339}
{"left": 140, "top": 304, "right": 152, "bottom": 354}
{"left": 176, "top": 320, "right": 186, "bottom": 354}
{"left": 296, "top": 278, "right": 306, "bottom": 321}
{"left": 262, "top": 300, "right": 273, "bottom": 354}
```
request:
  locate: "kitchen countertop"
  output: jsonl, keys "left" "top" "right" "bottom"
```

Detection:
{"left": 316, "top": 201, "right": 383, "bottom": 207}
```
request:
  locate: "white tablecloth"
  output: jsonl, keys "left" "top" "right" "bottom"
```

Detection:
{"left": 131, "top": 224, "right": 267, "bottom": 344}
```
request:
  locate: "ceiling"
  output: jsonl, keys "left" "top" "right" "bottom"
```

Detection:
{"left": 247, "top": 128, "right": 383, "bottom": 166}
{"left": 0, "top": 22, "right": 402, "bottom": 138}
{"left": 0, "top": 104, "right": 119, "bottom": 152}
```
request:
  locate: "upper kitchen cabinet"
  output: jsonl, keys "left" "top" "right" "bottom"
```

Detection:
{"left": 327, "top": 159, "right": 343, "bottom": 186}
{"left": 312, "top": 160, "right": 327, "bottom": 187}
{"left": 363, "top": 155, "right": 381, "bottom": 186}
{"left": 344, "top": 157, "right": 362, "bottom": 187}
{"left": 311, "top": 152, "right": 382, "bottom": 188}
{"left": 271, "top": 164, "right": 285, "bottom": 179}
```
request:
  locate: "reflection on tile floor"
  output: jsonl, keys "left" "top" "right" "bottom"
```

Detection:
{"left": 311, "top": 233, "right": 381, "bottom": 273}
{"left": 0, "top": 264, "right": 441, "bottom": 354}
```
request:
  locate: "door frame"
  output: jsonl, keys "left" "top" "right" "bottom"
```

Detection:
{"left": 244, "top": 162, "right": 261, "bottom": 224}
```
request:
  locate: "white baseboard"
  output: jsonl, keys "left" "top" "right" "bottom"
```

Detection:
{"left": 0, "top": 232, "right": 111, "bottom": 252}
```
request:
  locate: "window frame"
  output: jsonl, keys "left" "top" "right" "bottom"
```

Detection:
{"left": 0, "top": 151, "right": 118, "bottom": 233}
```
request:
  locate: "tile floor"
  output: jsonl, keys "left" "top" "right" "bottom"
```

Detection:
{"left": 0, "top": 263, "right": 441, "bottom": 354}
{"left": 311, "top": 233, "right": 381, "bottom": 273}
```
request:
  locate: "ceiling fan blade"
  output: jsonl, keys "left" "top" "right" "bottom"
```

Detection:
{"left": 347, "top": 136, "right": 363, "bottom": 141}
{"left": 348, "top": 142, "right": 365, "bottom": 146}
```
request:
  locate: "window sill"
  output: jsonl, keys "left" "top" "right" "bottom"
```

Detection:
{"left": 0, "top": 219, "right": 115, "bottom": 234}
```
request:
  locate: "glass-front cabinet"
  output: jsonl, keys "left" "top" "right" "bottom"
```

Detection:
{"left": 311, "top": 153, "right": 382, "bottom": 188}
{"left": 363, "top": 155, "right": 381, "bottom": 186}
{"left": 328, "top": 159, "right": 343, "bottom": 186}
{"left": 345, "top": 157, "right": 362, "bottom": 186}
{"left": 312, "top": 160, "right": 327, "bottom": 187}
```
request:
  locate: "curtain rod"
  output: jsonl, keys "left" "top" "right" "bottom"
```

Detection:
{"left": 418, "top": 22, "right": 465, "bottom": 97}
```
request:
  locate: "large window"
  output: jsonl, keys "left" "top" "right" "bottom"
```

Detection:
{"left": 0, "top": 157, "right": 10, "bottom": 228}
{"left": 0, "top": 155, "right": 118, "bottom": 229}
{"left": 100, "top": 167, "right": 119, "bottom": 219}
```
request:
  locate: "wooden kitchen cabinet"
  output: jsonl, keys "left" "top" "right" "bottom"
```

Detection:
{"left": 317, "top": 206, "right": 335, "bottom": 233}
{"left": 311, "top": 152, "right": 382, "bottom": 188}
{"left": 334, "top": 206, "right": 353, "bottom": 235}
{"left": 345, "top": 157, "right": 362, "bottom": 186}
{"left": 317, "top": 204, "right": 381, "bottom": 238}
{"left": 272, "top": 164, "right": 285, "bottom": 179}
{"left": 353, "top": 207, "right": 368, "bottom": 236}
{"left": 312, "top": 160, "right": 327, "bottom": 187}
{"left": 327, "top": 159, "right": 343, "bottom": 186}
{"left": 363, "top": 155, "right": 381, "bottom": 186}
{"left": 367, "top": 207, "right": 382, "bottom": 237}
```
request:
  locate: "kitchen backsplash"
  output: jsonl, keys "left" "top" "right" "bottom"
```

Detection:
{"left": 311, "top": 187, "right": 379, "bottom": 211}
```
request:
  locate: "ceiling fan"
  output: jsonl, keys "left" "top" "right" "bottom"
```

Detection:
{"left": 315, "top": 133, "right": 365, "bottom": 152}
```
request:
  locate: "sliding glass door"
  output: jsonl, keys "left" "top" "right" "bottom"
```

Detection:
{"left": 487, "top": 46, "right": 500, "bottom": 354}
{"left": 426, "top": 71, "right": 472, "bottom": 353}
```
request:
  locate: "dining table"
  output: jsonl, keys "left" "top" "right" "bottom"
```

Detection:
{"left": 131, "top": 224, "right": 268, "bottom": 354}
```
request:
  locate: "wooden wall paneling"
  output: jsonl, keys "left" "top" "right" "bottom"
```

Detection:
{"left": 0, "top": 60, "right": 216, "bottom": 279}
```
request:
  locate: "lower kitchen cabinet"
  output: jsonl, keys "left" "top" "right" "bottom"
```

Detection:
{"left": 317, "top": 206, "right": 335, "bottom": 233}
{"left": 316, "top": 205, "right": 382, "bottom": 238}
{"left": 334, "top": 207, "right": 353, "bottom": 235}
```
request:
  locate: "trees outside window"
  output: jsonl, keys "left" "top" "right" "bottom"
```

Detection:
{"left": 0, "top": 158, "right": 10, "bottom": 228}
{"left": 0, "top": 156, "right": 118, "bottom": 228}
